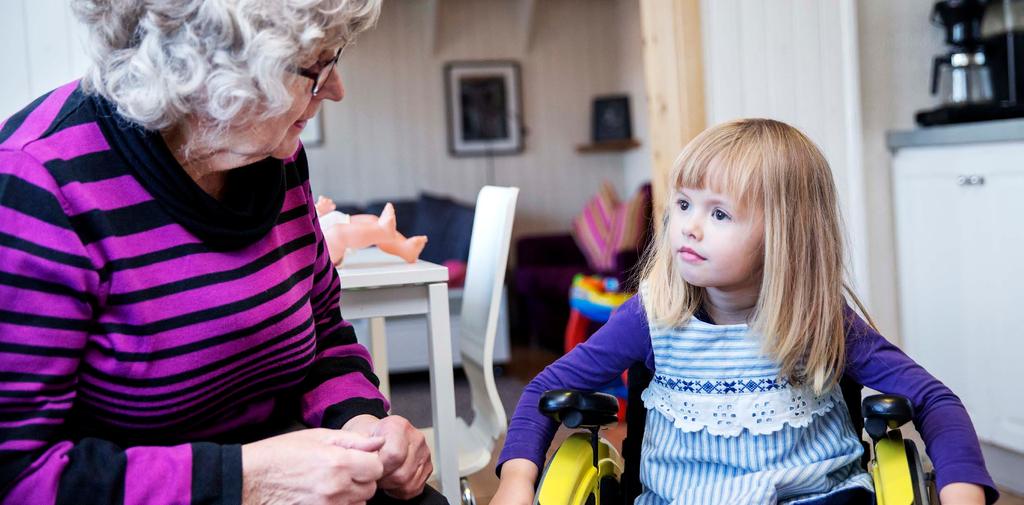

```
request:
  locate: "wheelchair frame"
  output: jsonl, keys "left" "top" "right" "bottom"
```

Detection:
{"left": 535, "top": 364, "right": 936, "bottom": 505}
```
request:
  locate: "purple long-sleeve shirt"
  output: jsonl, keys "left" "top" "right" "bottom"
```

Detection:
{"left": 0, "top": 82, "right": 388, "bottom": 503}
{"left": 499, "top": 296, "right": 998, "bottom": 503}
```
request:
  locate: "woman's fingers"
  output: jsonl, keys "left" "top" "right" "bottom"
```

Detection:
{"left": 377, "top": 436, "right": 407, "bottom": 473}
{"left": 405, "top": 458, "right": 433, "bottom": 496}
{"left": 327, "top": 430, "right": 385, "bottom": 452}
{"left": 381, "top": 443, "right": 432, "bottom": 499}
{"left": 242, "top": 428, "right": 386, "bottom": 505}
{"left": 331, "top": 445, "right": 385, "bottom": 484}
{"left": 330, "top": 478, "right": 376, "bottom": 505}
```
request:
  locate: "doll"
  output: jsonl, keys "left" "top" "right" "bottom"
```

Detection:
{"left": 315, "top": 196, "right": 428, "bottom": 266}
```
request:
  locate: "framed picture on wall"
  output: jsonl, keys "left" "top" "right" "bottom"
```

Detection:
{"left": 591, "top": 95, "right": 632, "bottom": 142}
{"left": 444, "top": 60, "right": 524, "bottom": 156}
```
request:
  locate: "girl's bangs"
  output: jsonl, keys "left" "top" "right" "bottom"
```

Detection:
{"left": 673, "top": 133, "right": 764, "bottom": 212}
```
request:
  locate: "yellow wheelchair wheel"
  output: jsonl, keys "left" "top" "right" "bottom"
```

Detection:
{"left": 865, "top": 395, "right": 933, "bottom": 505}
{"left": 535, "top": 432, "right": 623, "bottom": 505}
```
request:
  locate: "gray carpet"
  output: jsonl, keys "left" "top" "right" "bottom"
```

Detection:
{"left": 387, "top": 369, "right": 526, "bottom": 428}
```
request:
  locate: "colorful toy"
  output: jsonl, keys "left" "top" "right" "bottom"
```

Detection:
{"left": 565, "top": 274, "right": 633, "bottom": 354}
{"left": 563, "top": 274, "right": 634, "bottom": 420}
{"left": 568, "top": 274, "right": 633, "bottom": 322}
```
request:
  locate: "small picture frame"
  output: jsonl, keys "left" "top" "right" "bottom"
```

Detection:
{"left": 591, "top": 95, "right": 632, "bottom": 143}
{"left": 444, "top": 60, "right": 524, "bottom": 156}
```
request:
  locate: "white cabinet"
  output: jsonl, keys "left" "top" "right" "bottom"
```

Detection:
{"left": 892, "top": 141, "right": 1024, "bottom": 455}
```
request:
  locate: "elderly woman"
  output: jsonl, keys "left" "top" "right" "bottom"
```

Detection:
{"left": 0, "top": 1, "right": 443, "bottom": 504}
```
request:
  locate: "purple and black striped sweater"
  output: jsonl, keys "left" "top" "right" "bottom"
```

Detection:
{"left": 0, "top": 81, "right": 388, "bottom": 504}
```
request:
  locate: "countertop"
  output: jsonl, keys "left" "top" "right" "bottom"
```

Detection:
{"left": 886, "top": 118, "right": 1024, "bottom": 150}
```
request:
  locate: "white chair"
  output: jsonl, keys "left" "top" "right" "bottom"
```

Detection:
{"left": 419, "top": 185, "right": 519, "bottom": 505}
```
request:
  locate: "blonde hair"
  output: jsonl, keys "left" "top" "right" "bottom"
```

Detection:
{"left": 640, "top": 118, "right": 871, "bottom": 393}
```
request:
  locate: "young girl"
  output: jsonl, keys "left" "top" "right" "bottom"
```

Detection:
{"left": 493, "top": 119, "right": 996, "bottom": 505}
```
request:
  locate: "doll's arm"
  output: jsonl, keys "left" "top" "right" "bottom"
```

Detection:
{"left": 315, "top": 195, "right": 336, "bottom": 217}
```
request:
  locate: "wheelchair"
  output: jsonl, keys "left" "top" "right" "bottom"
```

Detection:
{"left": 533, "top": 364, "right": 936, "bottom": 505}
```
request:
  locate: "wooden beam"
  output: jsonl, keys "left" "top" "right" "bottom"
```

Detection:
{"left": 639, "top": 0, "right": 706, "bottom": 228}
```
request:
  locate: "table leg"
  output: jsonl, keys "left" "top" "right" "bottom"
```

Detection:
{"left": 369, "top": 317, "right": 390, "bottom": 400}
{"left": 425, "top": 282, "right": 459, "bottom": 505}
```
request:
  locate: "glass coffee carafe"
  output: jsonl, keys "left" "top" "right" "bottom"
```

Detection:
{"left": 932, "top": 50, "right": 995, "bottom": 104}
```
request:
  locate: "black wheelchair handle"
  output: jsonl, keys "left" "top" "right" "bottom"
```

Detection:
{"left": 862, "top": 394, "right": 914, "bottom": 440}
{"left": 539, "top": 390, "right": 619, "bottom": 429}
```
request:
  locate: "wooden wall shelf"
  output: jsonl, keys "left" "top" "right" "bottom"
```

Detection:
{"left": 576, "top": 139, "right": 641, "bottom": 153}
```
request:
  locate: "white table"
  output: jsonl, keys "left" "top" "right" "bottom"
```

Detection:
{"left": 337, "top": 248, "right": 459, "bottom": 505}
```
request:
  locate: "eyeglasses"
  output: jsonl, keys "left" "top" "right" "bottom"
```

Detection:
{"left": 291, "top": 45, "right": 346, "bottom": 96}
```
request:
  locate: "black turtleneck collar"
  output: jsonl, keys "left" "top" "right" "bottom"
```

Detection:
{"left": 90, "top": 94, "right": 287, "bottom": 250}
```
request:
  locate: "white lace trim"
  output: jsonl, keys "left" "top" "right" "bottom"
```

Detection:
{"left": 641, "top": 380, "right": 839, "bottom": 437}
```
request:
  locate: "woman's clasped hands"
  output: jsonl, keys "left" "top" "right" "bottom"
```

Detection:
{"left": 241, "top": 414, "right": 431, "bottom": 505}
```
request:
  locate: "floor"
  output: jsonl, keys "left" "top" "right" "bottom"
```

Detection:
{"left": 407, "top": 345, "right": 1024, "bottom": 505}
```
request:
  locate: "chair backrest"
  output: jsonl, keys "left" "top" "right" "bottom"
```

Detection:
{"left": 459, "top": 185, "right": 519, "bottom": 442}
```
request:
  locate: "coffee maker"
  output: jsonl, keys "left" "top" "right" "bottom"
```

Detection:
{"left": 916, "top": 0, "right": 1024, "bottom": 126}
{"left": 982, "top": 0, "right": 1024, "bottom": 102}
{"left": 932, "top": 0, "right": 992, "bottom": 106}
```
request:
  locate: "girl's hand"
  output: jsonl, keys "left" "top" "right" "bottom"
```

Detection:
{"left": 939, "top": 482, "right": 986, "bottom": 505}
{"left": 491, "top": 458, "right": 538, "bottom": 505}
{"left": 241, "top": 428, "right": 385, "bottom": 505}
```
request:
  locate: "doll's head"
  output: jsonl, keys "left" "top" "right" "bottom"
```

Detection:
{"left": 642, "top": 118, "right": 859, "bottom": 392}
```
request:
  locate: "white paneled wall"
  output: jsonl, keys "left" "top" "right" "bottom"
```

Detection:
{"left": 701, "top": 0, "right": 870, "bottom": 302}
{"left": 0, "top": 0, "right": 91, "bottom": 119}
{"left": 616, "top": 0, "right": 652, "bottom": 196}
{"left": 306, "top": 0, "right": 646, "bottom": 237}
{"left": 857, "top": 0, "right": 946, "bottom": 342}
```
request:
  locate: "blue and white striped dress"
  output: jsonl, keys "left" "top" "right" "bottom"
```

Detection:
{"left": 636, "top": 313, "right": 873, "bottom": 504}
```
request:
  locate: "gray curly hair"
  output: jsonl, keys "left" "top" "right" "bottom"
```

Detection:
{"left": 73, "top": 0, "right": 380, "bottom": 144}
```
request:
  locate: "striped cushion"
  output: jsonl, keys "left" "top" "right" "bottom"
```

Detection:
{"left": 572, "top": 182, "right": 648, "bottom": 272}
{"left": 616, "top": 185, "right": 648, "bottom": 255}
